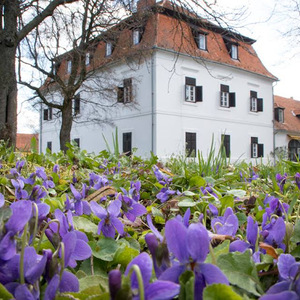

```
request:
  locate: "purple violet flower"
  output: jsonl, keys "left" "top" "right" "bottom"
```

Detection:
{"left": 70, "top": 184, "right": 91, "bottom": 216}
{"left": 0, "top": 193, "right": 4, "bottom": 207}
{"left": 275, "top": 173, "right": 288, "bottom": 193}
{"left": 211, "top": 207, "right": 238, "bottom": 236}
{"left": 156, "top": 187, "right": 176, "bottom": 203}
{"left": 90, "top": 200, "right": 124, "bottom": 238}
{"left": 11, "top": 179, "right": 28, "bottom": 200}
{"left": 124, "top": 252, "right": 180, "bottom": 300}
{"left": 118, "top": 194, "right": 146, "bottom": 222}
{"left": 159, "top": 218, "right": 229, "bottom": 299}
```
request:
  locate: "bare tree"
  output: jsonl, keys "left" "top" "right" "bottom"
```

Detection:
{"left": 0, "top": 0, "right": 79, "bottom": 148}
{"left": 18, "top": 0, "right": 247, "bottom": 152}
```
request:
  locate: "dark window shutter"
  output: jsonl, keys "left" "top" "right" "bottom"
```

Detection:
{"left": 222, "top": 134, "right": 230, "bottom": 157}
{"left": 186, "top": 132, "right": 196, "bottom": 157}
{"left": 196, "top": 86, "right": 203, "bottom": 102}
{"left": 186, "top": 77, "right": 196, "bottom": 86}
{"left": 74, "top": 94, "right": 80, "bottom": 115}
{"left": 47, "top": 142, "right": 52, "bottom": 152}
{"left": 257, "top": 98, "right": 263, "bottom": 112}
{"left": 250, "top": 91, "right": 257, "bottom": 98}
{"left": 49, "top": 107, "right": 53, "bottom": 120}
{"left": 274, "top": 108, "right": 279, "bottom": 121}
{"left": 124, "top": 78, "right": 132, "bottom": 88}
{"left": 258, "top": 143, "right": 264, "bottom": 157}
{"left": 74, "top": 138, "right": 80, "bottom": 148}
{"left": 44, "top": 109, "right": 48, "bottom": 121}
{"left": 229, "top": 92, "right": 236, "bottom": 107}
{"left": 123, "top": 132, "right": 132, "bottom": 155}
{"left": 221, "top": 84, "right": 229, "bottom": 92}
{"left": 117, "top": 87, "right": 124, "bottom": 102}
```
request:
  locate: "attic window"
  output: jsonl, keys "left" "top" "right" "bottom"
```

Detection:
{"left": 191, "top": 27, "right": 208, "bottom": 51}
{"left": 275, "top": 107, "right": 284, "bottom": 123}
{"left": 106, "top": 42, "right": 113, "bottom": 56}
{"left": 85, "top": 52, "right": 90, "bottom": 65}
{"left": 67, "top": 60, "right": 72, "bottom": 74}
{"left": 223, "top": 37, "right": 239, "bottom": 60}
{"left": 132, "top": 28, "right": 144, "bottom": 45}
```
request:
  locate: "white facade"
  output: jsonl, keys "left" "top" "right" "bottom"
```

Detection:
{"left": 41, "top": 47, "right": 275, "bottom": 162}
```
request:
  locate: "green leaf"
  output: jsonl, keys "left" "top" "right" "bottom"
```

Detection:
{"left": 0, "top": 283, "right": 13, "bottom": 300}
{"left": 89, "top": 238, "right": 118, "bottom": 261}
{"left": 236, "top": 213, "right": 247, "bottom": 226}
{"left": 113, "top": 244, "right": 139, "bottom": 267}
{"left": 227, "top": 189, "right": 246, "bottom": 198}
{"left": 73, "top": 216, "right": 98, "bottom": 234}
{"left": 178, "top": 198, "right": 197, "bottom": 207}
{"left": 0, "top": 206, "right": 12, "bottom": 224}
{"left": 203, "top": 283, "right": 243, "bottom": 300}
{"left": 189, "top": 176, "right": 206, "bottom": 187}
{"left": 291, "top": 221, "right": 300, "bottom": 243}
{"left": 205, "top": 240, "right": 230, "bottom": 264}
{"left": 79, "top": 275, "right": 108, "bottom": 293}
{"left": 179, "top": 270, "right": 195, "bottom": 300}
{"left": 220, "top": 195, "right": 234, "bottom": 211}
{"left": 217, "top": 251, "right": 262, "bottom": 297}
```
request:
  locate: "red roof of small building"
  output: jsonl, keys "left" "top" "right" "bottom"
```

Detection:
{"left": 16, "top": 133, "right": 39, "bottom": 152}
{"left": 274, "top": 95, "right": 300, "bottom": 134}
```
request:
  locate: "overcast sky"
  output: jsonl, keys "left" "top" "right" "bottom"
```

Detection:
{"left": 17, "top": 0, "right": 300, "bottom": 133}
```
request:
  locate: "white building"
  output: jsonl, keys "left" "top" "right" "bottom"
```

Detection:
{"left": 40, "top": 0, "right": 277, "bottom": 162}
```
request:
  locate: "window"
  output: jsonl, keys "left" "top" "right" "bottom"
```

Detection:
{"left": 67, "top": 60, "right": 72, "bottom": 73}
{"left": 231, "top": 44, "right": 238, "bottom": 60}
{"left": 275, "top": 107, "right": 284, "bottom": 123}
{"left": 185, "top": 77, "right": 202, "bottom": 102}
{"left": 198, "top": 33, "right": 207, "bottom": 50}
{"left": 74, "top": 138, "right": 80, "bottom": 148}
{"left": 223, "top": 37, "right": 238, "bottom": 60}
{"left": 133, "top": 30, "right": 141, "bottom": 45}
{"left": 123, "top": 132, "right": 132, "bottom": 155}
{"left": 251, "top": 137, "right": 264, "bottom": 158}
{"left": 43, "top": 107, "right": 53, "bottom": 121}
{"left": 47, "top": 142, "right": 52, "bottom": 152}
{"left": 74, "top": 94, "right": 80, "bottom": 115}
{"left": 220, "top": 85, "right": 235, "bottom": 108}
{"left": 106, "top": 42, "right": 113, "bottom": 56}
{"left": 85, "top": 52, "right": 90, "bottom": 65}
{"left": 191, "top": 27, "right": 208, "bottom": 51}
{"left": 118, "top": 78, "right": 132, "bottom": 103}
{"left": 186, "top": 132, "right": 196, "bottom": 158}
{"left": 289, "top": 139, "right": 300, "bottom": 161}
{"left": 250, "top": 91, "right": 263, "bottom": 112}
{"left": 221, "top": 134, "right": 230, "bottom": 158}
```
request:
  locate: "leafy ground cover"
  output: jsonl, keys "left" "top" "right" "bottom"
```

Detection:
{"left": 1, "top": 140, "right": 300, "bottom": 299}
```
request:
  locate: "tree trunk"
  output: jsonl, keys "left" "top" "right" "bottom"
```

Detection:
{"left": 0, "top": 1, "right": 18, "bottom": 148}
{"left": 60, "top": 99, "right": 73, "bottom": 152}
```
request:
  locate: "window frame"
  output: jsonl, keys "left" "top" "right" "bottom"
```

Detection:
{"left": 74, "top": 94, "right": 80, "bottom": 116}
{"left": 74, "top": 138, "right": 80, "bottom": 148}
{"left": 46, "top": 141, "right": 52, "bottom": 152}
{"left": 123, "top": 132, "right": 132, "bottom": 155}
{"left": 185, "top": 132, "right": 196, "bottom": 158}
{"left": 118, "top": 78, "right": 133, "bottom": 103}
{"left": 106, "top": 42, "right": 113, "bottom": 56}
{"left": 67, "top": 60, "right": 72, "bottom": 74}
{"left": 43, "top": 107, "right": 53, "bottom": 121}
{"left": 133, "top": 30, "right": 141, "bottom": 45}
{"left": 221, "top": 134, "right": 230, "bottom": 158}
{"left": 251, "top": 137, "right": 264, "bottom": 158}
{"left": 220, "top": 84, "right": 235, "bottom": 108}
{"left": 231, "top": 44, "right": 238, "bottom": 60}
{"left": 185, "top": 77, "right": 203, "bottom": 103}
{"left": 198, "top": 33, "right": 207, "bottom": 50}
{"left": 85, "top": 52, "right": 90, "bottom": 66}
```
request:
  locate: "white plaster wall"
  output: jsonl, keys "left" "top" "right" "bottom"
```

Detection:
{"left": 41, "top": 58, "right": 154, "bottom": 156}
{"left": 153, "top": 50, "right": 275, "bottom": 162}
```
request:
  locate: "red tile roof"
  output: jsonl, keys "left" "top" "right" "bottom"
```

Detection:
{"left": 16, "top": 134, "right": 39, "bottom": 152}
{"left": 43, "top": 0, "right": 277, "bottom": 90}
{"left": 274, "top": 95, "right": 300, "bottom": 133}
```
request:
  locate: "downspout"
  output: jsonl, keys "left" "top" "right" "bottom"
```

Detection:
{"left": 151, "top": 51, "right": 156, "bottom": 154}
{"left": 272, "top": 81, "right": 277, "bottom": 165}
{"left": 39, "top": 103, "right": 42, "bottom": 154}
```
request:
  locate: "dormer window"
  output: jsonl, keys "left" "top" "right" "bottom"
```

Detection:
{"left": 106, "top": 42, "right": 112, "bottom": 56}
{"left": 67, "top": 60, "right": 72, "bottom": 74}
{"left": 231, "top": 44, "right": 238, "bottom": 60}
{"left": 275, "top": 107, "right": 284, "bottom": 123}
{"left": 198, "top": 33, "right": 207, "bottom": 50}
{"left": 85, "top": 52, "right": 90, "bottom": 65}
{"left": 223, "top": 37, "right": 239, "bottom": 60}
{"left": 133, "top": 30, "right": 141, "bottom": 45}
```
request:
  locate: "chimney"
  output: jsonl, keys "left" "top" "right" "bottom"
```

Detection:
{"left": 137, "top": 0, "right": 156, "bottom": 11}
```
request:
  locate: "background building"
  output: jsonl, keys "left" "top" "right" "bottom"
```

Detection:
{"left": 41, "top": 0, "right": 277, "bottom": 162}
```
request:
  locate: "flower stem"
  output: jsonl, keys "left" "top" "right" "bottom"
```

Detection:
{"left": 20, "top": 223, "right": 28, "bottom": 284}
{"left": 30, "top": 203, "right": 39, "bottom": 246}
{"left": 60, "top": 242, "right": 65, "bottom": 279}
{"left": 128, "top": 264, "right": 145, "bottom": 300}
{"left": 37, "top": 219, "right": 60, "bottom": 252}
